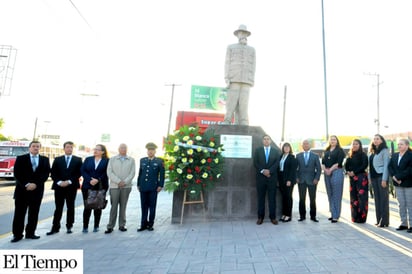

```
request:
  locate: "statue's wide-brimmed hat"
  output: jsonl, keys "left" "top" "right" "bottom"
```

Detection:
{"left": 234, "top": 24, "right": 251, "bottom": 37}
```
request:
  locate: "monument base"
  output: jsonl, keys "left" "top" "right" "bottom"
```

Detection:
{"left": 171, "top": 125, "right": 282, "bottom": 223}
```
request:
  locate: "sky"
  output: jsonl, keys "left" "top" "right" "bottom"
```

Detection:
{"left": 0, "top": 0, "right": 411, "bottom": 154}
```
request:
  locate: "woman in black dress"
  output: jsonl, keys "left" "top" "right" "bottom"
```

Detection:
{"left": 345, "top": 139, "right": 369, "bottom": 223}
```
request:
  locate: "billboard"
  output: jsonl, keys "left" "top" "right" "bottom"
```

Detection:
{"left": 190, "top": 85, "right": 227, "bottom": 111}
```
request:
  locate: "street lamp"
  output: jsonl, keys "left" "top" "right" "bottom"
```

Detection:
{"left": 321, "top": 0, "right": 329, "bottom": 141}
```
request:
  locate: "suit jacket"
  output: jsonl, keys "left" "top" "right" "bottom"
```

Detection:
{"left": 51, "top": 154, "right": 83, "bottom": 190}
{"left": 81, "top": 156, "right": 109, "bottom": 191}
{"left": 388, "top": 150, "right": 412, "bottom": 188}
{"left": 368, "top": 148, "right": 390, "bottom": 181}
{"left": 278, "top": 154, "right": 297, "bottom": 185}
{"left": 254, "top": 146, "right": 281, "bottom": 182}
{"left": 13, "top": 153, "right": 50, "bottom": 200}
{"left": 296, "top": 151, "right": 321, "bottom": 185}
{"left": 137, "top": 157, "right": 165, "bottom": 192}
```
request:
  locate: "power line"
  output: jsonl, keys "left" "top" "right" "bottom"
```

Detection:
{"left": 68, "top": 0, "right": 93, "bottom": 31}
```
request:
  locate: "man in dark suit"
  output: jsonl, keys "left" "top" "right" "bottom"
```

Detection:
{"left": 253, "top": 135, "right": 281, "bottom": 225}
{"left": 11, "top": 140, "right": 50, "bottom": 242}
{"left": 296, "top": 139, "right": 321, "bottom": 222}
{"left": 47, "top": 141, "right": 82, "bottom": 235}
{"left": 137, "top": 142, "right": 164, "bottom": 232}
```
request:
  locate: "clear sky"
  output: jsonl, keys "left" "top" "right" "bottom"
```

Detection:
{"left": 0, "top": 0, "right": 411, "bottom": 153}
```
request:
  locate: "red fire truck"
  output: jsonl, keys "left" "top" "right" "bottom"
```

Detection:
{"left": 0, "top": 140, "right": 30, "bottom": 179}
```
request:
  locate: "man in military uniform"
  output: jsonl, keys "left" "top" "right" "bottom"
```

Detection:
{"left": 223, "top": 24, "right": 256, "bottom": 125}
{"left": 137, "top": 142, "right": 165, "bottom": 231}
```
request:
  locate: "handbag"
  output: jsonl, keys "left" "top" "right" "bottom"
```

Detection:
{"left": 86, "top": 183, "right": 107, "bottom": 210}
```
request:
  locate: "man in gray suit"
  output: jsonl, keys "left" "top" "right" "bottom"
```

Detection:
{"left": 296, "top": 139, "right": 321, "bottom": 222}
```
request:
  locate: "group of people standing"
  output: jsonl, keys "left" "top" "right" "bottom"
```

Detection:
{"left": 10, "top": 140, "right": 165, "bottom": 243}
{"left": 253, "top": 134, "right": 412, "bottom": 233}
{"left": 254, "top": 135, "right": 321, "bottom": 225}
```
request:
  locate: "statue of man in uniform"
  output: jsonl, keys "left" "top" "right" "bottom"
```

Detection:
{"left": 223, "top": 24, "right": 256, "bottom": 125}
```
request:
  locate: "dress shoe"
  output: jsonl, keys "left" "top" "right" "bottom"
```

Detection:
{"left": 298, "top": 218, "right": 306, "bottom": 222}
{"left": 310, "top": 218, "right": 319, "bottom": 223}
{"left": 46, "top": 230, "right": 59, "bottom": 236}
{"left": 25, "top": 235, "right": 40, "bottom": 240}
{"left": 282, "top": 217, "right": 291, "bottom": 222}
{"left": 271, "top": 219, "right": 278, "bottom": 225}
{"left": 331, "top": 219, "right": 338, "bottom": 223}
{"left": 147, "top": 226, "right": 154, "bottom": 231}
{"left": 137, "top": 227, "right": 147, "bottom": 232}
{"left": 328, "top": 217, "right": 333, "bottom": 221}
{"left": 396, "top": 225, "right": 408, "bottom": 231}
{"left": 66, "top": 228, "right": 73, "bottom": 234}
{"left": 93, "top": 227, "right": 99, "bottom": 233}
{"left": 407, "top": 228, "right": 412, "bottom": 233}
{"left": 119, "top": 227, "right": 127, "bottom": 232}
{"left": 378, "top": 224, "right": 388, "bottom": 228}
{"left": 256, "top": 218, "right": 263, "bottom": 225}
{"left": 82, "top": 228, "right": 88, "bottom": 233}
{"left": 104, "top": 228, "right": 113, "bottom": 234}
{"left": 11, "top": 236, "right": 23, "bottom": 243}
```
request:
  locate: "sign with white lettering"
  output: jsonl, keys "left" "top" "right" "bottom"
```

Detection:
{"left": 220, "top": 135, "right": 252, "bottom": 158}
{"left": 190, "top": 85, "right": 227, "bottom": 110}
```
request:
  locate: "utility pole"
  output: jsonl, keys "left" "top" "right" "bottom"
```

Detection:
{"left": 281, "top": 85, "right": 287, "bottom": 142}
{"left": 165, "top": 83, "right": 181, "bottom": 137}
{"left": 364, "top": 73, "right": 383, "bottom": 134}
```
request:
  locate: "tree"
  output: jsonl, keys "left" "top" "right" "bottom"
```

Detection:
{"left": 0, "top": 118, "right": 8, "bottom": 141}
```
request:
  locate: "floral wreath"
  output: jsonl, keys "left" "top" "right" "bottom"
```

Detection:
{"left": 164, "top": 125, "right": 224, "bottom": 193}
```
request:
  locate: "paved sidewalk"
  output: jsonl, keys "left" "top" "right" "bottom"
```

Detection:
{"left": 1, "top": 182, "right": 412, "bottom": 274}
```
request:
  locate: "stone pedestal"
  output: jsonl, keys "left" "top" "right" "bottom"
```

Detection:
{"left": 171, "top": 125, "right": 282, "bottom": 223}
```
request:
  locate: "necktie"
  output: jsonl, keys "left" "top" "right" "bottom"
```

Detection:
{"left": 66, "top": 156, "right": 71, "bottom": 168}
{"left": 265, "top": 147, "right": 269, "bottom": 163}
{"left": 31, "top": 156, "right": 37, "bottom": 171}
{"left": 304, "top": 152, "right": 309, "bottom": 165}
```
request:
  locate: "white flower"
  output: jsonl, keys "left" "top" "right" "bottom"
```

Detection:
{"left": 182, "top": 158, "right": 187, "bottom": 163}
{"left": 183, "top": 136, "right": 189, "bottom": 141}
{"left": 201, "top": 159, "right": 206, "bottom": 164}
{"left": 202, "top": 172, "right": 208, "bottom": 178}
{"left": 209, "top": 142, "right": 215, "bottom": 147}
{"left": 177, "top": 168, "right": 183, "bottom": 174}
{"left": 189, "top": 127, "right": 196, "bottom": 131}
{"left": 195, "top": 136, "right": 202, "bottom": 141}
{"left": 187, "top": 149, "right": 194, "bottom": 155}
{"left": 188, "top": 158, "right": 194, "bottom": 163}
{"left": 217, "top": 174, "right": 221, "bottom": 178}
{"left": 197, "top": 147, "right": 202, "bottom": 152}
{"left": 214, "top": 158, "right": 219, "bottom": 164}
{"left": 174, "top": 181, "right": 180, "bottom": 186}
{"left": 187, "top": 140, "right": 193, "bottom": 146}
{"left": 173, "top": 146, "right": 179, "bottom": 152}
{"left": 186, "top": 174, "right": 193, "bottom": 179}
{"left": 174, "top": 139, "right": 180, "bottom": 144}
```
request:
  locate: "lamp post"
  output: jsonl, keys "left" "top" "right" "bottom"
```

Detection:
{"left": 321, "top": 0, "right": 329, "bottom": 141}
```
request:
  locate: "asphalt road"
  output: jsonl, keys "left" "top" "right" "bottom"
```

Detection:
{"left": 0, "top": 179, "right": 83, "bottom": 236}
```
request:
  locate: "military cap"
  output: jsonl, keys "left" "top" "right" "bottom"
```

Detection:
{"left": 145, "top": 142, "right": 158, "bottom": 149}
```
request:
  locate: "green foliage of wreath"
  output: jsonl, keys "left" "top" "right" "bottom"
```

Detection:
{"left": 164, "top": 125, "right": 224, "bottom": 193}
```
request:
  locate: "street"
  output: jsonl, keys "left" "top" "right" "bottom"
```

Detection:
{"left": 0, "top": 179, "right": 83, "bottom": 236}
